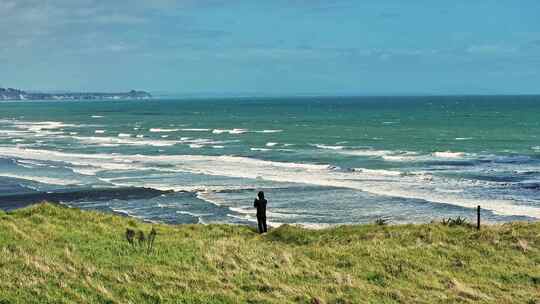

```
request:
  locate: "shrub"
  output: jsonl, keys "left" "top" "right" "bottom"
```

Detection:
{"left": 374, "top": 218, "right": 390, "bottom": 226}
{"left": 441, "top": 216, "right": 469, "bottom": 227}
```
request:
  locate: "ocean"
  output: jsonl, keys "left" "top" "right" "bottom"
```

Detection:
{"left": 1, "top": 96, "right": 539, "bottom": 227}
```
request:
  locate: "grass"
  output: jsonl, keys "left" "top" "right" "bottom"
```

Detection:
{"left": 0, "top": 203, "right": 539, "bottom": 303}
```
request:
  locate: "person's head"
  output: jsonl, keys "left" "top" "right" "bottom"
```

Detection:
{"left": 257, "top": 191, "right": 265, "bottom": 200}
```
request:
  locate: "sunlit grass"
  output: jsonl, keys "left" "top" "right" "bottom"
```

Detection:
{"left": 0, "top": 203, "right": 539, "bottom": 303}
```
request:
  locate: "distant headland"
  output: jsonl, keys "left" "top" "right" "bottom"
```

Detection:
{"left": 0, "top": 87, "right": 151, "bottom": 101}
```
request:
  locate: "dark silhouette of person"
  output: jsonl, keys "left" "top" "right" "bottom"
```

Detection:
{"left": 254, "top": 191, "right": 268, "bottom": 233}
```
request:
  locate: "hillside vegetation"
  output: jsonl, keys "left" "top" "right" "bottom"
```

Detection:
{"left": 0, "top": 203, "right": 539, "bottom": 303}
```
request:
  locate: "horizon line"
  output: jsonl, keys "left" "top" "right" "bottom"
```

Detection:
{"left": 4, "top": 86, "right": 540, "bottom": 99}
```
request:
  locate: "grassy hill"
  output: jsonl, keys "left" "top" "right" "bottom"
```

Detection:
{"left": 0, "top": 203, "right": 539, "bottom": 303}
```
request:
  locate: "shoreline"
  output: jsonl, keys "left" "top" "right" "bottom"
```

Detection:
{"left": 2, "top": 198, "right": 536, "bottom": 230}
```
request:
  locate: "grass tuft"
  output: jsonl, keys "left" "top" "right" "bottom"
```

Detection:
{"left": 374, "top": 218, "right": 390, "bottom": 226}
{"left": 441, "top": 216, "right": 470, "bottom": 227}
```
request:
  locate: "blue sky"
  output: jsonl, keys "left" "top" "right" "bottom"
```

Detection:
{"left": 1, "top": 0, "right": 540, "bottom": 95}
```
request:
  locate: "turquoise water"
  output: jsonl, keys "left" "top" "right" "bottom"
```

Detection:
{"left": 1, "top": 96, "right": 539, "bottom": 226}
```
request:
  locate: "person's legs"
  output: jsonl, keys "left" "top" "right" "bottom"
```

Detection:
{"left": 262, "top": 216, "right": 268, "bottom": 233}
{"left": 257, "top": 216, "right": 264, "bottom": 234}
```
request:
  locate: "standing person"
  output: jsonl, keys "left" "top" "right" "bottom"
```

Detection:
{"left": 254, "top": 191, "right": 268, "bottom": 234}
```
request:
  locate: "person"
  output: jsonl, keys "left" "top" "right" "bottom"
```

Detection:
{"left": 253, "top": 191, "right": 268, "bottom": 234}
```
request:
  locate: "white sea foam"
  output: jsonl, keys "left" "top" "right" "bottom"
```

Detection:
{"left": 313, "top": 144, "right": 344, "bottom": 150}
{"left": 118, "top": 133, "right": 131, "bottom": 138}
{"left": 212, "top": 128, "right": 247, "bottom": 135}
{"left": 0, "top": 129, "right": 32, "bottom": 137}
{"left": 196, "top": 191, "right": 224, "bottom": 206}
{"left": 0, "top": 146, "right": 538, "bottom": 218}
{"left": 432, "top": 151, "right": 466, "bottom": 158}
{"left": 250, "top": 147, "right": 271, "bottom": 152}
{"left": 340, "top": 149, "right": 394, "bottom": 157}
{"left": 230, "top": 208, "right": 295, "bottom": 226}
{"left": 181, "top": 128, "right": 211, "bottom": 132}
{"left": 161, "top": 135, "right": 169, "bottom": 138}
{"left": 102, "top": 180, "right": 208, "bottom": 193}
{"left": 226, "top": 213, "right": 258, "bottom": 223}
{"left": 34, "top": 131, "right": 65, "bottom": 137}
{"left": 73, "top": 135, "right": 178, "bottom": 147}
{"left": 17, "top": 159, "right": 48, "bottom": 168}
{"left": 111, "top": 208, "right": 132, "bottom": 216}
{"left": 91, "top": 115, "right": 104, "bottom": 118}
{"left": 266, "top": 142, "right": 278, "bottom": 147}
{"left": 136, "top": 134, "right": 144, "bottom": 138}
{"left": 229, "top": 206, "right": 252, "bottom": 215}
{"left": 0, "top": 121, "right": 79, "bottom": 141}
{"left": 15, "top": 161, "right": 38, "bottom": 169}
{"left": 181, "top": 138, "right": 229, "bottom": 147}
{"left": 95, "top": 130, "right": 106, "bottom": 134}
{"left": 224, "top": 207, "right": 285, "bottom": 227}
{"left": 230, "top": 129, "right": 247, "bottom": 134}
{"left": 13, "top": 121, "right": 78, "bottom": 132}
{"left": 255, "top": 129, "right": 283, "bottom": 133}
{"left": 382, "top": 154, "right": 417, "bottom": 162}
{"left": 352, "top": 168, "right": 403, "bottom": 176}
{"left": 189, "top": 144, "right": 203, "bottom": 149}
{"left": 455, "top": 137, "right": 473, "bottom": 141}
{"left": 381, "top": 151, "right": 470, "bottom": 162}
{"left": 70, "top": 167, "right": 101, "bottom": 176}
{"left": 176, "top": 210, "right": 212, "bottom": 217}
{"left": 269, "top": 212, "right": 304, "bottom": 220}
{"left": 212, "top": 145, "right": 225, "bottom": 149}
{"left": 226, "top": 213, "right": 284, "bottom": 227}
{"left": 150, "top": 128, "right": 179, "bottom": 132}
{"left": 435, "top": 188, "right": 464, "bottom": 193}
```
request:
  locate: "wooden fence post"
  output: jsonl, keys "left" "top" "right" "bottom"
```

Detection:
{"left": 477, "top": 205, "right": 481, "bottom": 230}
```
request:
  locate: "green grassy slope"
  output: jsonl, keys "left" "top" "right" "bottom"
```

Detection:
{"left": 0, "top": 203, "right": 539, "bottom": 304}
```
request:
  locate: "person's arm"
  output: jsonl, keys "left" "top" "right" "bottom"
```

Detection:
{"left": 254, "top": 199, "right": 258, "bottom": 208}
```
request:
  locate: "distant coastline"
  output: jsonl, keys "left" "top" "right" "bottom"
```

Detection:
{"left": 0, "top": 87, "right": 151, "bottom": 101}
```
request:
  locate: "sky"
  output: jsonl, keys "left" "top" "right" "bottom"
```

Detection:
{"left": 1, "top": 0, "right": 540, "bottom": 96}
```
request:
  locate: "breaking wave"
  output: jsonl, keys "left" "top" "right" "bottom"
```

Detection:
{"left": 0, "top": 146, "right": 539, "bottom": 218}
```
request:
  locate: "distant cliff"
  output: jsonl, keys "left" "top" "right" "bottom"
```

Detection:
{"left": 0, "top": 87, "right": 152, "bottom": 100}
